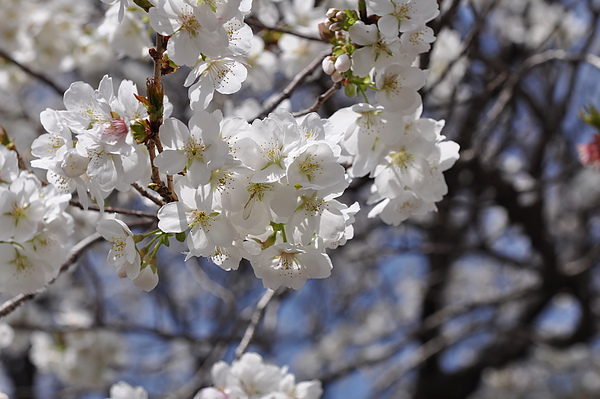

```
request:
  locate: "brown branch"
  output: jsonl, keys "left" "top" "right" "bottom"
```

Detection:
{"left": 255, "top": 50, "right": 331, "bottom": 120}
{"left": 292, "top": 81, "right": 342, "bottom": 117}
{"left": 131, "top": 182, "right": 166, "bottom": 207}
{"left": 69, "top": 200, "right": 158, "bottom": 219}
{"left": 245, "top": 18, "right": 324, "bottom": 42}
{"left": 0, "top": 48, "right": 65, "bottom": 96}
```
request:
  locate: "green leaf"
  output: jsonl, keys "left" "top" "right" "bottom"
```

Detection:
{"left": 345, "top": 83, "right": 356, "bottom": 97}
{"left": 131, "top": 121, "right": 148, "bottom": 144}
{"left": 580, "top": 105, "right": 600, "bottom": 130}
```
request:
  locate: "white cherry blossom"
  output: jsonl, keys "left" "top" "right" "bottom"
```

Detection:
{"left": 252, "top": 243, "right": 332, "bottom": 290}
{"left": 108, "top": 381, "right": 148, "bottom": 399}
{"left": 375, "top": 64, "right": 427, "bottom": 113}
{"left": 96, "top": 218, "right": 141, "bottom": 280}
{"left": 368, "top": 0, "right": 439, "bottom": 36}
{"left": 148, "top": 0, "right": 229, "bottom": 65}
{"left": 186, "top": 57, "right": 248, "bottom": 110}
{"left": 154, "top": 111, "right": 230, "bottom": 186}
{"left": 157, "top": 178, "right": 238, "bottom": 259}
{"left": 348, "top": 21, "right": 413, "bottom": 77}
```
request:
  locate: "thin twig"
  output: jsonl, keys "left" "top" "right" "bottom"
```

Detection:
{"left": 245, "top": 18, "right": 323, "bottom": 42}
{"left": 255, "top": 51, "right": 331, "bottom": 120}
{"left": 69, "top": 200, "right": 158, "bottom": 219}
{"left": 235, "top": 288, "right": 276, "bottom": 359}
{"left": 475, "top": 50, "right": 600, "bottom": 155}
{"left": 131, "top": 182, "right": 166, "bottom": 206}
{"left": 292, "top": 82, "right": 342, "bottom": 117}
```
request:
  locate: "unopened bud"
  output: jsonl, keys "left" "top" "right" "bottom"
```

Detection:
{"left": 334, "top": 54, "right": 351, "bottom": 73}
{"left": 326, "top": 8, "right": 338, "bottom": 19}
{"left": 318, "top": 22, "right": 335, "bottom": 42}
{"left": 335, "top": 11, "right": 346, "bottom": 21}
{"left": 331, "top": 71, "right": 343, "bottom": 83}
{"left": 330, "top": 22, "right": 342, "bottom": 31}
{"left": 322, "top": 56, "right": 335, "bottom": 75}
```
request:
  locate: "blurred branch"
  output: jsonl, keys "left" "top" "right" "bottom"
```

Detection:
{"left": 0, "top": 48, "right": 65, "bottom": 96}
{"left": 255, "top": 50, "right": 330, "bottom": 120}
{"left": 246, "top": 18, "right": 323, "bottom": 42}
{"left": 235, "top": 288, "right": 276, "bottom": 358}
{"left": 292, "top": 81, "right": 342, "bottom": 117}
{"left": 187, "top": 259, "right": 236, "bottom": 307}
{"left": 320, "top": 285, "right": 537, "bottom": 383}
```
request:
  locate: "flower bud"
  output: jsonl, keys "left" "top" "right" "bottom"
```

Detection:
{"left": 326, "top": 8, "right": 339, "bottom": 19}
{"left": 322, "top": 56, "right": 335, "bottom": 75}
{"left": 334, "top": 54, "right": 351, "bottom": 73}
{"left": 335, "top": 11, "right": 346, "bottom": 22}
{"left": 318, "top": 22, "right": 334, "bottom": 42}
{"left": 330, "top": 22, "right": 342, "bottom": 31}
{"left": 331, "top": 71, "right": 343, "bottom": 82}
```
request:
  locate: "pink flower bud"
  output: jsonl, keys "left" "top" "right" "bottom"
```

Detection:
{"left": 334, "top": 54, "right": 351, "bottom": 73}
{"left": 331, "top": 71, "right": 343, "bottom": 82}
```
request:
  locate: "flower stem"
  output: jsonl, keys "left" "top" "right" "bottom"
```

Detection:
{"left": 358, "top": 0, "right": 368, "bottom": 22}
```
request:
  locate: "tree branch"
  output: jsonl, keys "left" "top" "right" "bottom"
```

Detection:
{"left": 255, "top": 51, "right": 330, "bottom": 120}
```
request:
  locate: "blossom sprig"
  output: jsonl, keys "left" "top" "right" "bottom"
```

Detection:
{"left": 95, "top": 219, "right": 184, "bottom": 292}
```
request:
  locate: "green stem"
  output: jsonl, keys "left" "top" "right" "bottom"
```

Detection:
{"left": 281, "top": 225, "right": 288, "bottom": 243}
{"left": 357, "top": 85, "right": 370, "bottom": 103}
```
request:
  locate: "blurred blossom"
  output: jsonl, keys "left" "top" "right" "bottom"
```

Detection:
{"left": 578, "top": 134, "right": 600, "bottom": 168}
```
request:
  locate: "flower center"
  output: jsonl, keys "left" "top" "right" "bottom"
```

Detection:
{"left": 99, "top": 118, "right": 129, "bottom": 144}
{"left": 299, "top": 154, "right": 322, "bottom": 181}
{"left": 276, "top": 251, "right": 301, "bottom": 270}
{"left": 110, "top": 235, "right": 127, "bottom": 259}
{"left": 190, "top": 210, "right": 210, "bottom": 229}
{"left": 389, "top": 148, "right": 414, "bottom": 169}
{"left": 183, "top": 136, "right": 206, "bottom": 161}
{"left": 181, "top": 13, "right": 201, "bottom": 37}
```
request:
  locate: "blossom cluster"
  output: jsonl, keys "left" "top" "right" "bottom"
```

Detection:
{"left": 21, "top": 0, "right": 460, "bottom": 294}
{"left": 318, "top": 0, "right": 460, "bottom": 225}
{"left": 146, "top": 0, "right": 253, "bottom": 110}
{"left": 104, "top": 352, "right": 322, "bottom": 399}
{"left": 30, "top": 75, "right": 154, "bottom": 210}
{"left": 195, "top": 352, "right": 322, "bottom": 399}
{"left": 156, "top": 108, "right": 358, "bottom": 289}
{"left": 30, "top": 329, "right": 124, "bottom": 389}
{"left": 0, "top": 145, "right": 73, "bottom": 295}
